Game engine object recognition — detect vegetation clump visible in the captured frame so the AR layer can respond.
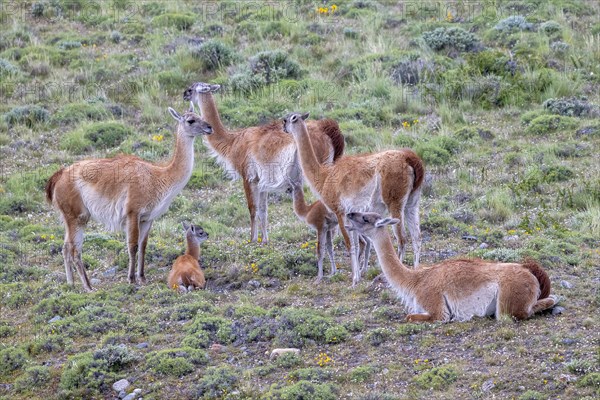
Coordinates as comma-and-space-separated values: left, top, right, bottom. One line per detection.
4, 105, 49, 127
543, 97, 598, 117
413, 365, 458, 390
423, 27, 481, 53
191, 40, 237, 71
494, 16, 534, 32
146, 347, 208, 376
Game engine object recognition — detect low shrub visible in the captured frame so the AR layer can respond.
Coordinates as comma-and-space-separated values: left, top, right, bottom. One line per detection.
249, 50, 303, 84
185, 313, 235, 348
366, 328, 392, 347
540, 21, 562, 35
324, 325, 349, 344
83, 121, 133, 148
525, 115, 578, 135
194, 365, 239, 399
543, 97, 598, 117
494, 16, 534, 32
152, 13, 195, 30
4, 105, 49, 128
413, 365, 458, 390
0, 58, 20, 77
422, 27, 481, 53
0, 346, 27, 376
52, 102, 110, 125
264, 381, 338, 400
146, 347, 208, 376
14, 365, 50, 392
274, 352, 303, 369
191, 40, 237, 71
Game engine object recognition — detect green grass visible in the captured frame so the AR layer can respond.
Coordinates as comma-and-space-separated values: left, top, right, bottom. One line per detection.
0, 1, 599, 399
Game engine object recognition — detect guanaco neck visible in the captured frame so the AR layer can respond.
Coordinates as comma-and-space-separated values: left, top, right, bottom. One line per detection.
197, 92, 233, 149
291, 122, 329, 191
185, 235, 200, 260
371, 229, 416, 289
164, 127, 195, 184
291, 186, 311, 220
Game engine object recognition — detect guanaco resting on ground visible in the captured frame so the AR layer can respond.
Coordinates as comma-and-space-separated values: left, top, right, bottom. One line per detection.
168, 223, 208, 292
184, 82, 344, 244
282, 112, 424, 286
346, 212, 557, 322
45, 105, 212, 291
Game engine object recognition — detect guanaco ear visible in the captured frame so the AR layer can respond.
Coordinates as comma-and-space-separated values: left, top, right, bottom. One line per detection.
301, 112, 310, 120
375, 218, 400, 228
209, 84, 221, 92
189, 101, 195, 113
182, 222, 190, 232
168, 107, 182, 122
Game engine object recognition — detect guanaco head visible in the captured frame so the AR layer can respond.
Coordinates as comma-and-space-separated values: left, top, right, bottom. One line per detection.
183, 82, 221, 103
168, 105, 213, 137
282, 112, 310, 134
182, 222, 209, 244
346, 212, 399, 237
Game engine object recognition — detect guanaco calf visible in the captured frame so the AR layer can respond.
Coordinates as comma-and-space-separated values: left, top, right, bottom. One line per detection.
168, 223, 208, 292
283, 112, 424, 286
289, 179, 338, 282
346, 212, 557, 322
45, 105, 212, 291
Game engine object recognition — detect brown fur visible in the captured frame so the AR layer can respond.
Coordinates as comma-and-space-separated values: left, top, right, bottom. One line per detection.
46, 108, 212, 291
319, 119, 345, 162
521, 258, 551, 299
347, 212, 557, 322
283, 113, 423, 285
168, 224, 207, 292
290, 182, 338, 281
186, 83, 343, 243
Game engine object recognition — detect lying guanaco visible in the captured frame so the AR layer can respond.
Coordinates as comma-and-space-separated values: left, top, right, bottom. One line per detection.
168, 223, 208, 292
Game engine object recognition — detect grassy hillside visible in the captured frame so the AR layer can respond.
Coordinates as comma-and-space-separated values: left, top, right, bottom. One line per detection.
0, 0, 599, 399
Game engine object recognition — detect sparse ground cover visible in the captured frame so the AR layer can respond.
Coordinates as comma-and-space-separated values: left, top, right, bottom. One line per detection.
0, 0, 598, 399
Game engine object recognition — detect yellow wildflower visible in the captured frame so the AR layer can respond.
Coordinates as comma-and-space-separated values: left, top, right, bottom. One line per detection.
331, 4, 338, 12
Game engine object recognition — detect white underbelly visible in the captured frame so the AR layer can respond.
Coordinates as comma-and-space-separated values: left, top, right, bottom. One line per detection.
447, 284, 498, 321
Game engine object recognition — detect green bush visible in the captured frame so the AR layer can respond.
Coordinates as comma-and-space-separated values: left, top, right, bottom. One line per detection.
274, 352, 303, 369
494, 16, 534, 32
324, 325, 349, 344
32, 293, 91, 323
577, 372, 600, 388
422, 27, 480, 53
414, 142, 452, 166
191, 40, 237, 71
194, 365, 239, 399
413, 365, 458, 390
4, 105, 49, 128
83, 121, 133, 148
525, 115, 579, 135
540, 21, 562, 35
93, 344, 139, 369
52, 102, 110, 125
287, 367, 333, 382
366, 328, 392, 347
543, 97, 597, 117
0, 347, 27, 376
185, 313, 235, 348
60, 351, 114, 392
265, 381, 338, 400
249, 50, 302, 84
146, 347, 208, 376
152, 13, 195, 30
14, 365, 50, 392
230, 70, 266, 93
543, 165, 574, 182
0, 58, 19, 77
518, 390, 545, 400
348, 365, 376, 383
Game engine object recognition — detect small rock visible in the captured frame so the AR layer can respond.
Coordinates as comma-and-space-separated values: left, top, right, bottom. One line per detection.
119, 390, 127, 399
482, 379, 495, 392
479, 242, 489, 249
247, 280, 261, 289
90, 278, 101, 286
48, 315, 62, 323
382, 368, 389, 375
562, 338, 576, 345
136, 342, 149, 349
103, 267, 118, 277
505, 235, 519, 241
560, 280, 573, 289
462, 234, 477, 241
269, 348, 300, 360
123, 394, 136, 400
552, 306, 565, 315
112, 378, 130, 392
133, 388, 142, 395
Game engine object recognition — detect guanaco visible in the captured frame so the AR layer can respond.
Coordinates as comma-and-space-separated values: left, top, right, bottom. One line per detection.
183, 82, 344, 244
168, 223, 208, 292
283, 112, 424, 286
45, 105, 212, 291
346, 212, 557, 322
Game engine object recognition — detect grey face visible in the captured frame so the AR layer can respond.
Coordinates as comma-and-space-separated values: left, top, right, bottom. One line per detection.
183, 82, 221, 101
188, 224, 209, 242
282, 112, 309, 134
181, 112, 213, 136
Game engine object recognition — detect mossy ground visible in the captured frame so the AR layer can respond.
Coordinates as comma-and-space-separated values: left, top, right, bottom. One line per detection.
0, 1, 599, 399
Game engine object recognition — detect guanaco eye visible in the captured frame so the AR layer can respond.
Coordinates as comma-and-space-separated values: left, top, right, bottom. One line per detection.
187, 119, 195, 125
